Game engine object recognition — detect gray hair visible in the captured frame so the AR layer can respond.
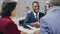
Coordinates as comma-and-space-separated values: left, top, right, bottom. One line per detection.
50, 0, 60, 6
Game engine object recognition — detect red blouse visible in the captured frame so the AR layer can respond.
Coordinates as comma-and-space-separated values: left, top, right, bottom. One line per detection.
0, 16, 21, 34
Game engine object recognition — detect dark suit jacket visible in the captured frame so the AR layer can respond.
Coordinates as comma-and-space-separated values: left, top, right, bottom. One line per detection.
0, 16, 21, 34
23, 12, 45, 28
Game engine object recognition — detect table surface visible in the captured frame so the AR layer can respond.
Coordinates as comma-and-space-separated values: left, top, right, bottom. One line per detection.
18, 26, 40, 34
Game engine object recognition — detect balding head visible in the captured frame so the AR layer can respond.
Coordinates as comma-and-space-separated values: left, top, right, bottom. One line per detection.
50, 0, 60, 6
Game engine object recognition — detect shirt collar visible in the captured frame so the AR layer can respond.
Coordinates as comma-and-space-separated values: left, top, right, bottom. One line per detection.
33, 11, 39, 16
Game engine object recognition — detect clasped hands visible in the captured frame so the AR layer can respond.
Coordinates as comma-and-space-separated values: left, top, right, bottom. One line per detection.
30, 22, 40, 28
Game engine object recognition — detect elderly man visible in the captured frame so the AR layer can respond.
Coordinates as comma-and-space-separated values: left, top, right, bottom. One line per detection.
40, 0, 60, 34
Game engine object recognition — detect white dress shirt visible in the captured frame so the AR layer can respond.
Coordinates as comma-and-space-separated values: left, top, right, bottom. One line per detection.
33, 11, 39, 22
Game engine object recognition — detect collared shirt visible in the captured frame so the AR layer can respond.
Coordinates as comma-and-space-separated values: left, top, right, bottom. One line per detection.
33, 11, 39, 22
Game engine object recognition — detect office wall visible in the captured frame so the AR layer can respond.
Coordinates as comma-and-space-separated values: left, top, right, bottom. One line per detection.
0, 0, 2, 14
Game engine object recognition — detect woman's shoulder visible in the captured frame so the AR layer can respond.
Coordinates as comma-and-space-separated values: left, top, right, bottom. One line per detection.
0, 17, 13, 26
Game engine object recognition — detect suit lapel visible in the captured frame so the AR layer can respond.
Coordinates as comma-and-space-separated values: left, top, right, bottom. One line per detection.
31, 12, 36, 20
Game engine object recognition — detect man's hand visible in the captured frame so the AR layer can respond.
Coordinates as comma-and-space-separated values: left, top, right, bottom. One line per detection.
34, 22, 40, 28
30, 22, 40, 28
34, 30, 40, 34
21, 31, 28, 34
30, 23, 35, 27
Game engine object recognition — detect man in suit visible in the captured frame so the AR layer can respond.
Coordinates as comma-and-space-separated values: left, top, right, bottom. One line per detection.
40, 0, 60, 34
23, 1, 44, 29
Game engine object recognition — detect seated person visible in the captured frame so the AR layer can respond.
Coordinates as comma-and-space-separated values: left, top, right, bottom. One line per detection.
23, 1, 45, 29
0, 0, 27, 34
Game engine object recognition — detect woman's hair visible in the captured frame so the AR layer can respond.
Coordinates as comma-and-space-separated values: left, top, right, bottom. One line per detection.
1, 2, 17, 17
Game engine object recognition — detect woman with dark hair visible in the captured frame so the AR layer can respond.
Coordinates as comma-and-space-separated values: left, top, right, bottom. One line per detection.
0, 0, 27, 34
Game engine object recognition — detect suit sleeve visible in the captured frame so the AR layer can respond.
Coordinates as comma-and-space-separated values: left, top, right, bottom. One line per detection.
23, 13, 31, 28
5, 22, 21, 34
40, 18, 53, 34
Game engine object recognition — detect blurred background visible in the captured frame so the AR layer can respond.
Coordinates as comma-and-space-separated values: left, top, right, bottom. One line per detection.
0, 0, 49, 17
0, 0, 50, 34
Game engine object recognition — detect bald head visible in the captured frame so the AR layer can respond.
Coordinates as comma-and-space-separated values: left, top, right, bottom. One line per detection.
50, 0, 60, 6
